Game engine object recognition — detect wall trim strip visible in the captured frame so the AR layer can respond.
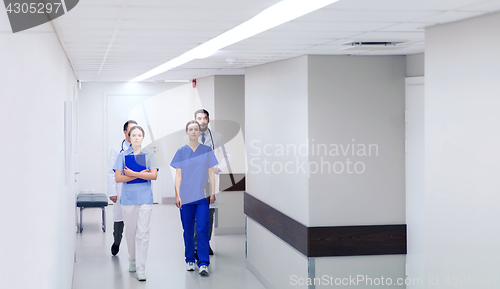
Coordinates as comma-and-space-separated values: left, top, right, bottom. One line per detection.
244, 193, 406, 257
220, 173, 245, 191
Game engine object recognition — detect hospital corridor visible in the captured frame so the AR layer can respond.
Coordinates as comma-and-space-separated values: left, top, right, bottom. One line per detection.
73, 204, 263, 289
2, 0, 500, 289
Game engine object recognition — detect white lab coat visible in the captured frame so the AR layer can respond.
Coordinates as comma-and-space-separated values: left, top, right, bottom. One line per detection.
107, 139, 131, 222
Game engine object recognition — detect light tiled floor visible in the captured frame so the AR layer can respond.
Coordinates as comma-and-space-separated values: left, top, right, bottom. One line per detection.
73, 203, 265, 289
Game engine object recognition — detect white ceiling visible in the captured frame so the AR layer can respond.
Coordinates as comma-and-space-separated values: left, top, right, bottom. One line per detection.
50, 0, 500, 82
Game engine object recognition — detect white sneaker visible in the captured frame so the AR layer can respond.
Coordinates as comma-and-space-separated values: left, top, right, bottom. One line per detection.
186, 262, 195, 271
129, 263, 136, 272
199, 265, 209, 276
137, 273, 146, 281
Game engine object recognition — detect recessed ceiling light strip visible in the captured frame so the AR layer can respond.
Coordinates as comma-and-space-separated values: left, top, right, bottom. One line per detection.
129, 0, 340, 82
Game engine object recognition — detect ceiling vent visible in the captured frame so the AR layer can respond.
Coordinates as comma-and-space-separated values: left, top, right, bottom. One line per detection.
340, 41, 407, 51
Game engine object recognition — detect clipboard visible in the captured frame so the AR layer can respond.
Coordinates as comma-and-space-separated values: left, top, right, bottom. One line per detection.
125, 154, 147, 184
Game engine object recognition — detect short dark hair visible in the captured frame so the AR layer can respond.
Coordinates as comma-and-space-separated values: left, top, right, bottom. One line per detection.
123, 120, 137, 132
128, 125, 145, 137
185, 120, 201, 131
194, 109, 209, 119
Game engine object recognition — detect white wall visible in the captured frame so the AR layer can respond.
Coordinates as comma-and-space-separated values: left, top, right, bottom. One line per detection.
246, 55, 406, 288
77, 82, 186, 198
424, 11, 500, 285
315, 255, 406, 288
245, 56, 310, 288
405, 76, 425, 288
406, 54, 424, 77
215, 75, 246, 174
247, 219, 309, 289
306, 55, 406, 287
213, 75, 246, 234
215, 75, 245, 135
0, 18, 77, 289
245, 56, 310, 226
194, 76, 215, 116
308, 55, 406, 226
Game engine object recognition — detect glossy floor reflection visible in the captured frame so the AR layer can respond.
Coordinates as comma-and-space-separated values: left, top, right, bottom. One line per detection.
74, 203, 264, 289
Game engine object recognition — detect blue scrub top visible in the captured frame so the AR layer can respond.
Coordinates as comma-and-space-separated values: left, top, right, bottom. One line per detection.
170, 144, 218, 204
113, 147, 158, 205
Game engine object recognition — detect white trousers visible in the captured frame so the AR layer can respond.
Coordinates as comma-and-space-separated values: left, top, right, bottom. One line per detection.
122, 203, 153, 274
113, 202, 123, 222
112, 183, 123, 222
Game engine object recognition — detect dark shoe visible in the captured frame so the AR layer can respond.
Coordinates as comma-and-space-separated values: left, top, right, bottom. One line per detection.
209, 246, 214, 255
111, 244, 119, 256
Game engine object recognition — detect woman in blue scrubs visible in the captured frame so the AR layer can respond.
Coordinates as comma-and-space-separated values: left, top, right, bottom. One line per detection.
170, 120, 218, 276
114, 125, 158, 282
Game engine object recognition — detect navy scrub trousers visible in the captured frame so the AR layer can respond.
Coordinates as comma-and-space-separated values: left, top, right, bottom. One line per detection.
180, 199, 210, 267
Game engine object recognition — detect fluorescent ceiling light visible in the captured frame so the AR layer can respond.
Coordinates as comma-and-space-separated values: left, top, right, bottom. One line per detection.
164, 80, 191, 83
129, 0, 340, 82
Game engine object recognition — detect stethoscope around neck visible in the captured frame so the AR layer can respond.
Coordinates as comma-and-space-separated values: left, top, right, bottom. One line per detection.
120, 139, 128, 153
203, 128, 215, 150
